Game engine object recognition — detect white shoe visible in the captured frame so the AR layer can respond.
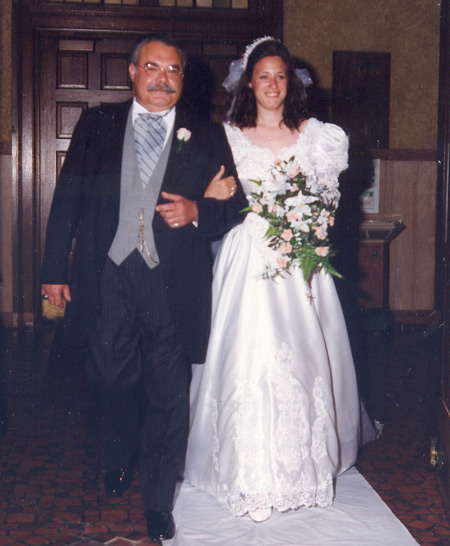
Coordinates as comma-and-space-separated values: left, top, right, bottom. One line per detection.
248, 508, 272, 522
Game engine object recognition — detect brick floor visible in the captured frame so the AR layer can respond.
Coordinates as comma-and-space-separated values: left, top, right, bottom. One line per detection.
355, 325, 450, 546
0, 323, 449, 545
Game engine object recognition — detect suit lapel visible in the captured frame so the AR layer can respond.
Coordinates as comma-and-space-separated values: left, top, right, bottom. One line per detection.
107, 100, 133, 206
161, 106, 194, 195
91, 99, 132, 235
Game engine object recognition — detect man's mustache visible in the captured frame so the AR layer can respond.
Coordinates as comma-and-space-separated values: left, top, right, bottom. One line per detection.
146, 84, 176, 94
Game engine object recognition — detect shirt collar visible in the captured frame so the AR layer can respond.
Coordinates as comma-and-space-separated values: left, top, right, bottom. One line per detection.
131, 99, 176, 147
132, 98, 175, 124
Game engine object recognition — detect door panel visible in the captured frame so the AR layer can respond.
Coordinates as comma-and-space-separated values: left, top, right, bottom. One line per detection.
38, 34, 241, 277
39, 35, 135, 264
13, 0, 284, 322
437, 0, 450, 512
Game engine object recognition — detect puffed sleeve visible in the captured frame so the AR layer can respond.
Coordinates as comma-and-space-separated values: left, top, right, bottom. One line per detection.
314, 122, 349, 183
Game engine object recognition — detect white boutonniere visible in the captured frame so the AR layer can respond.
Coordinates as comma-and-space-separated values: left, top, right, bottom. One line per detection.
176, 128, 192, 152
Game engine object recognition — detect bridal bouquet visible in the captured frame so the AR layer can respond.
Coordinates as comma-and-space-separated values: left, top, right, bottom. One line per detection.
244, 157, 342, 283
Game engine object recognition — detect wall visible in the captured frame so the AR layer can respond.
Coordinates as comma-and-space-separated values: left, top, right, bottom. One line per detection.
368, 156, 437, 312
0, 1, 443, 319
0, 0, 12, 318
0, 0, 11, 143
285, 0, 441, 313
0, 155, 13, 318
284, 0, 440, 149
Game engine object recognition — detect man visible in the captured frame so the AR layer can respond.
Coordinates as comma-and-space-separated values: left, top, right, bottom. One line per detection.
41, 33, 246, 544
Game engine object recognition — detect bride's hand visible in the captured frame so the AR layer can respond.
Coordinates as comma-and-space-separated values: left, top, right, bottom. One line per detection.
204, 166, 237, 200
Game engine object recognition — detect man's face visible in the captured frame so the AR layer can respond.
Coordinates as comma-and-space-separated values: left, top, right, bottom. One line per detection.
129, 41, 184, 112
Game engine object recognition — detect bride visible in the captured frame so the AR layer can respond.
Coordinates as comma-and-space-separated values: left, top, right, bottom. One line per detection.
184, 37, 376, 523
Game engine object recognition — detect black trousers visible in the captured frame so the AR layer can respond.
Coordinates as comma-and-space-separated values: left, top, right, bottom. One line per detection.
86, 250, 189, 511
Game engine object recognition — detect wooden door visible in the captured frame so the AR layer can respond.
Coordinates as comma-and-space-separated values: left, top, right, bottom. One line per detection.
13, 1, 283, 324
332, 51, 390, 150
436, 0, 450, 513
39, 36, 135, 261
37, 34, 243, 285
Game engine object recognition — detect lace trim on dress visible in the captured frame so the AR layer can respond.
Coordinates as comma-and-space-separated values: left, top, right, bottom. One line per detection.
271, 342, 307, 472
223, 120, 348, 205
214, 472, 334, 516
210, 342, 334, 516
233, 380, 264, 468
211, 399, 220, 471
311, 377, 329, 463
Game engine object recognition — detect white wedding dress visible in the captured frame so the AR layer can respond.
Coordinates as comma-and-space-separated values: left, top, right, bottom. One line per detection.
184, 118, 376, 517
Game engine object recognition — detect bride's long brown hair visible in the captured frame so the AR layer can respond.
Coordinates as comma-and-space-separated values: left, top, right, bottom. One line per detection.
226, 40, 310, 130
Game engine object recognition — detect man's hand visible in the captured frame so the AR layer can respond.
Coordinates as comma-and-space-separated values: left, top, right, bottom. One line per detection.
156, 192, 199, 228
41, 284, 71, 308
204, 166, 237, 201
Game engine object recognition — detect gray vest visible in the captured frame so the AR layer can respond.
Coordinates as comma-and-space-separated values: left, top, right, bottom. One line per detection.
108, 109, 173, 269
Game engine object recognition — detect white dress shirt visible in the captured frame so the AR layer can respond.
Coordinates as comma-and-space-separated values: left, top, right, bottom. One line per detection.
131, 98, 175, 149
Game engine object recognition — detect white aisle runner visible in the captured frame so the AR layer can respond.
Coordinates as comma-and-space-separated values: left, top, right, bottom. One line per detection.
166, 468, 418, 546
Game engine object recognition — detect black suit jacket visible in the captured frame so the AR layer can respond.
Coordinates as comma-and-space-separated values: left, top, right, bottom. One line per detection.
41, 100, 247, 363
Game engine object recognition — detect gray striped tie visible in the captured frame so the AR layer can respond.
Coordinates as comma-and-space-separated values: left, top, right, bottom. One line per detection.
134, 113, 167, 189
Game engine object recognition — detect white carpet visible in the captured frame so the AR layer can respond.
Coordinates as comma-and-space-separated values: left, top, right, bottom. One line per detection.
166, 468, 418, 546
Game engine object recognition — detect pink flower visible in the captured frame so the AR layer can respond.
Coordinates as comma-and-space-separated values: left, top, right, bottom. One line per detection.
313, 225, 327, 240
315, 246, 329, 257
291, 183, 299, 192
277, 242, 292, 254
281, 229, 294, 242
252, 202, 263, 213
289, 164, 301, 178
329, 217, 335, 226
287, 210, 298, 223
273, 203, 279, 213
277, 256, 288, 268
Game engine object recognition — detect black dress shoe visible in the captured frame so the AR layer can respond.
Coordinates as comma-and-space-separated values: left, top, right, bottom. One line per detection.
145, 510, 175, 542
104, 464, 133, 497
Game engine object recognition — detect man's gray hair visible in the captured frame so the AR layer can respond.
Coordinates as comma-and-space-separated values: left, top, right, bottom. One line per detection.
129, 32, 187, 69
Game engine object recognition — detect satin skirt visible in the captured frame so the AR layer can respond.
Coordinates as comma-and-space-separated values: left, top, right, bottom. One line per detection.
184, 218, 375, 516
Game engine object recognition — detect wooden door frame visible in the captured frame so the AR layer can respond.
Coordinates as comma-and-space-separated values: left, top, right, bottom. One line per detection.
436, 0, 450, 513
12, 0, 283, 326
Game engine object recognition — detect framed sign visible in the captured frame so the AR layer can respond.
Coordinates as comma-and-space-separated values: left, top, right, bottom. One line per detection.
362, 159, 380, 213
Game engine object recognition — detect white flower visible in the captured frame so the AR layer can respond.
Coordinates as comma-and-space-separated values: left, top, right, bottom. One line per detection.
298, 222, 311, 233
273, 203, 286, 218
247, 157, 341, 283
285, 192, 317, 209
316, 209, 331, 226
177, 128, 191, 142
259, 194, 276, 210
264, 172, 290, 195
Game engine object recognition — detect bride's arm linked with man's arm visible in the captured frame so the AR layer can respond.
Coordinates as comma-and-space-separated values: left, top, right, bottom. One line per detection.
204, 165, 237, 200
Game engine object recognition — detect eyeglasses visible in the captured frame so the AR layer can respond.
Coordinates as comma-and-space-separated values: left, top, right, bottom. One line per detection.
137, 62, 183, 79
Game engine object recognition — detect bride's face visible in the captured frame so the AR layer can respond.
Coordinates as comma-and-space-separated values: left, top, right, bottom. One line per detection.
248, 56, 288, 113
